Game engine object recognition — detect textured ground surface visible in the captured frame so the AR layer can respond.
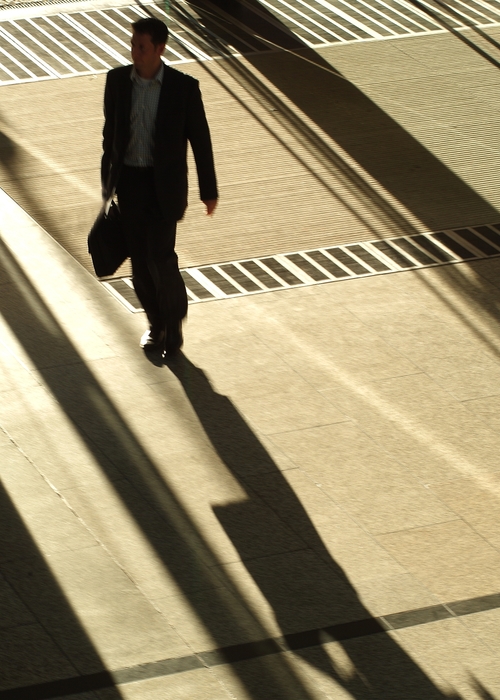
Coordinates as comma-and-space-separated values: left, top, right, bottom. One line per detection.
1, 27, 500, 275
3, 12, 500, 700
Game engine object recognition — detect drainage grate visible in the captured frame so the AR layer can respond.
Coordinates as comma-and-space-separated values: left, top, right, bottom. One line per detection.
101, 223, 500, 312
256, 0, 500, 47
3, 0, 500, 85
0, 2, 219, 84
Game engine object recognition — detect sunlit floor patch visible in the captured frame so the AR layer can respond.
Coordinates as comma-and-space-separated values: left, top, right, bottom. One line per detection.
102, 223, 500, 313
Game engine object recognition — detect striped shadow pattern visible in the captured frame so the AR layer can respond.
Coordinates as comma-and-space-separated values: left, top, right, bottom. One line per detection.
0, 2, 218, 85
3, 0, 500, 85
251, 0, 500, 47
102, 223, 500, 313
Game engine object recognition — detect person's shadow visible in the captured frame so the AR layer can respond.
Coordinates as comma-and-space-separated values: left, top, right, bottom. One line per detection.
166, 353, 468, 699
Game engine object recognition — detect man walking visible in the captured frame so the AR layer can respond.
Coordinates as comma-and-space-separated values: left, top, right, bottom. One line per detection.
101, 17, 218, 355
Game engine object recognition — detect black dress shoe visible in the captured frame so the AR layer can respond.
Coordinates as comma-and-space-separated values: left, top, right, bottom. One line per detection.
140, 327, 166, 352
164, 322, 183, 356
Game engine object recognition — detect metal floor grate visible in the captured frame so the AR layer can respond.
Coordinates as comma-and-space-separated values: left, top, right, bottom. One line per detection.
0, 2, 218, 84
102, 223, 500, 312
2, 0, 500, 85
255, 0, 500, 46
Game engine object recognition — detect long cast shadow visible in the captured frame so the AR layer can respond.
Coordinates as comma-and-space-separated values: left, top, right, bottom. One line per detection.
0, 476, 122, 699
0, 210, 471, 698
0, 234, 347, 699
170, 0, 500, 358
181, 0, 500, 233
0, 7, 497, 695
167, 353, 468, 699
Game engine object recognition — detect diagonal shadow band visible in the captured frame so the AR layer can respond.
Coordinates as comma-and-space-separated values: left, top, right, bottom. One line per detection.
406, 0, 500, 69
0, 480, 120, 699
0, 220, 465, 698
0, 235, 333, 699
181, 0, 500, 233
166, 354, 464, 699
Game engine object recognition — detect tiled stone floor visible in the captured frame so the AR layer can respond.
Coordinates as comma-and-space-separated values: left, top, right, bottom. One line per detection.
3, 180, 500, 699
2, 9, 500, 696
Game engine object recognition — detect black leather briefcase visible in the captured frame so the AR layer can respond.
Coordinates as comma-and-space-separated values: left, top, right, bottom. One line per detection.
88, 200, 128, 278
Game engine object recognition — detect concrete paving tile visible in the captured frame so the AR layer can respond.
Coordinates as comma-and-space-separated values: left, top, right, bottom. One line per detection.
210, 650, 335, 700
0, 573, 35, 629
0, 280, 106, 372
210, 549, 372, 638
149, 366, 299, 476
0, 444, 98, 560
63, 459, 304, 585
0, 326, 40, 391
179, 429, 299, 475
429, 474, 500, 547
451, 659, 500, 700
182, 300, 247, 337
0, 386, 122, 489
377, 520, 500, 600
0, 623, 77, 691
75, 356, 184, 410
154, 586, 272, 652
100, 668, 232, 700
0, 427, 12, 447
390, 617, 496, 698
269, 422, 457, 534
462, 393, 500, 433
187, 335, 307, 399
320, 378, 500, 483
208, 496, 311, 565
242, 469, 406, 585
255, 434, 299, 472
458, 608, 500, 654
57, 319, 118, 364
345, 302, 470, 341
234, 379, 349, 434
276, 645, 363, 700
3, 547, 190, 674
240, 288, 366, 333
295, 633, 453, 699
321, 371, 458, 423
411, 351, 500, 402
4, 26, 500, 699
242, 298, 421, 385
60, 476, 224, 599
93, 690, 122, 700
355, 315, 482, 365
355, 573, 441, 618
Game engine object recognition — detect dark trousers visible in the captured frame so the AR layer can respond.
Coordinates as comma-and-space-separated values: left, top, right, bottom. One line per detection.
116, 166, 188, 332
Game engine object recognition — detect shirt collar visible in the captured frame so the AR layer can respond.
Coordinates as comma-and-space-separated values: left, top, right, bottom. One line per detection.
130, 61, 164, 85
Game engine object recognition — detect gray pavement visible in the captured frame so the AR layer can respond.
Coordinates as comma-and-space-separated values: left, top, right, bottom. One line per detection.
3, 12, 500, 700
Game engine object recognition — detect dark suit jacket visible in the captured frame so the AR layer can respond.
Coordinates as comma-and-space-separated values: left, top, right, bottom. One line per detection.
101, 63, 218, 221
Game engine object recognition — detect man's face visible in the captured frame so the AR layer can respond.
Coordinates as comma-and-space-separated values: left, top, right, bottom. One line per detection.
130, 31, 164, 76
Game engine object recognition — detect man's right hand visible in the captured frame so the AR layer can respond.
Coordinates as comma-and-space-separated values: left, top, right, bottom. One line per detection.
203, 199, 218, 216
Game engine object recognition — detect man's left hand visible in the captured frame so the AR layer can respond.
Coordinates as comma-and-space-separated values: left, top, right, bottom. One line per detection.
203, 199, 218, 216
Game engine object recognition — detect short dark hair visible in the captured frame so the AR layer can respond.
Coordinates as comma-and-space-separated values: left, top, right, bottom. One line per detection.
132, 17, 169, 45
